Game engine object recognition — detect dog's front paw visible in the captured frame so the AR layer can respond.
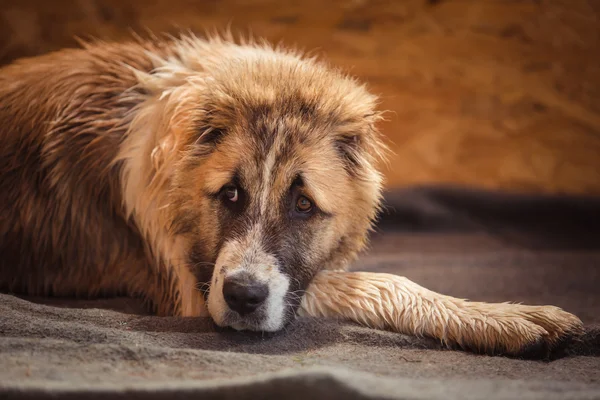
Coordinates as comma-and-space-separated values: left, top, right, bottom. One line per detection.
512, 305, 584, 358
459, 303, 584, 359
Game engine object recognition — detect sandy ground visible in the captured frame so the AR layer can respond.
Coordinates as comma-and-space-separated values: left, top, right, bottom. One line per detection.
1, 187, 600, 399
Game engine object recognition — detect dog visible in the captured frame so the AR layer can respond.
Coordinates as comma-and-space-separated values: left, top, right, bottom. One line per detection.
0, 33, 583, 358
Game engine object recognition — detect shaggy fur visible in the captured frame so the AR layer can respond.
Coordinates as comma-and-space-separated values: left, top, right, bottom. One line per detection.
301, 272, 583, 357
0, 33, 583, 358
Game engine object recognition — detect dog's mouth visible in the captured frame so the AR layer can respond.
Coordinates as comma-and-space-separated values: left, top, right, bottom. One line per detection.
210, 296, 296, 332
222, 311, 272, 331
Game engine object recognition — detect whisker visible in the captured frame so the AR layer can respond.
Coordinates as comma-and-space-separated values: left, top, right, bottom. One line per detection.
195, 281, 212, 293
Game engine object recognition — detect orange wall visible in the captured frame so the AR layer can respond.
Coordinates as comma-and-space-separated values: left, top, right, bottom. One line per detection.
2, 0, 599, 194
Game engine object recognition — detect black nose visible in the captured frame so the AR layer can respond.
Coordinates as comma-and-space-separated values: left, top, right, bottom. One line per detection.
222, 276, 269, 316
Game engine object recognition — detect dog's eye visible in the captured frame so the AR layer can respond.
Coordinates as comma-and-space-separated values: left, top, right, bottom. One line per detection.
224, 186, 238, 202
296, 196, 313, 213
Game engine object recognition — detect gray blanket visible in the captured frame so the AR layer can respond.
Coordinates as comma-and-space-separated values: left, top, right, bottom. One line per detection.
1, 186, 600, 399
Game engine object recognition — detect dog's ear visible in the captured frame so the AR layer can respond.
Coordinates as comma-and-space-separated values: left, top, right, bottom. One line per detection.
151, 117, 230, 171
335, 133, 363, 172
335, 113, 389, 177
196, 126, 226, 146
149, 84, 230, 171
193, 95, 236, 147
193, 120, 228, 149
185, 97, 236, 158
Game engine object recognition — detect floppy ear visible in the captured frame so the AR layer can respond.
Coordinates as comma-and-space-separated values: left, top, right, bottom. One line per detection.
150, 114, 230, 172
335, 133, 364, 173
183, 94, 238, 159
335, 114, 389, 178
148, 84, 229, 171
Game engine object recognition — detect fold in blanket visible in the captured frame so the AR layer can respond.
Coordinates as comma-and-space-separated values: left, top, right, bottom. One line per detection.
1, 185, 599, 399
380, 185, 600, 250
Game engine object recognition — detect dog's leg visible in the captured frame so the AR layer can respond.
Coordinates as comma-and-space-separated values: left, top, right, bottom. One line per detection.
117, 255, 208, 318
142, 262, 209, 318
169, 263, 210, 318
299, 271, 583, 357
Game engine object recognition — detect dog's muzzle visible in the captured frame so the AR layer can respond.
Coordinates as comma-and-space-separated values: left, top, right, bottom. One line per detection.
207, 236, 291, 331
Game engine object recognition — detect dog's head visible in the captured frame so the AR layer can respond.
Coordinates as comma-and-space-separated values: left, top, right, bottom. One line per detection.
124, 36, 387, 331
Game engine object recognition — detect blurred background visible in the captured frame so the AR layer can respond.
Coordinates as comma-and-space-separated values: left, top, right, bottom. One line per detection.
1, 0, 599, 195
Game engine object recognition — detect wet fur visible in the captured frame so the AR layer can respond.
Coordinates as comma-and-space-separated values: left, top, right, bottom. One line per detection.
0, 33, 583, 358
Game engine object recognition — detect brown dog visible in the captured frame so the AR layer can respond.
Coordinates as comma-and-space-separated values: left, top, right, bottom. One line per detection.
0, 33, 582, 357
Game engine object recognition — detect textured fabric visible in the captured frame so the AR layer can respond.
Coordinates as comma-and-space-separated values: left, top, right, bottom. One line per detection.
1, 186, 599, 399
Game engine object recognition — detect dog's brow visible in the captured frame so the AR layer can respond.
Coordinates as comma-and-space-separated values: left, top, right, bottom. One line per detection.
202, 168, 240, 195
297, 176, 336, 216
